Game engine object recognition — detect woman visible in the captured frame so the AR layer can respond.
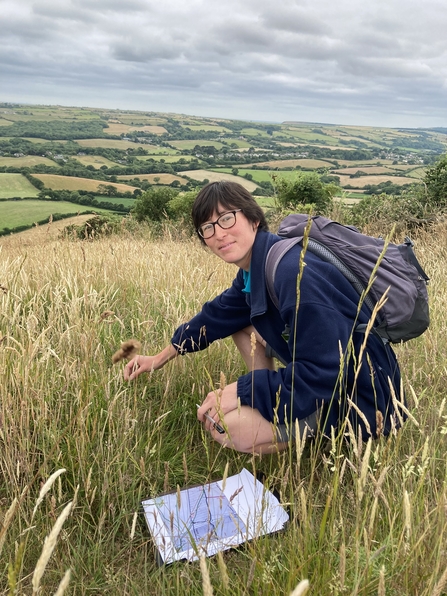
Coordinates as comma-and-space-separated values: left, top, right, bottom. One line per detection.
124, 181, 402, 454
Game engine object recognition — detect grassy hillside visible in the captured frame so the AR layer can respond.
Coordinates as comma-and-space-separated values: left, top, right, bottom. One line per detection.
0, 173, 40, 198
32, 174, 137, 193
0, 199, 111, 231
0, 220, 446, 594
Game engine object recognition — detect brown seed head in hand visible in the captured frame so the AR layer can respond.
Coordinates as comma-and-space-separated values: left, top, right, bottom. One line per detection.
112, 339, 142, 364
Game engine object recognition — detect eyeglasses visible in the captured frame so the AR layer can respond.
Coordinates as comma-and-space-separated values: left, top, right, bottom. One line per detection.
197, 210, 242, 239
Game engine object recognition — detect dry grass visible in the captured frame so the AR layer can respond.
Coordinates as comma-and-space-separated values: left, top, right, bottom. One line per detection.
117, 173, 187, 185
1, 220, 447, 594
336, 174, 417, 188
33, 174, 137, 193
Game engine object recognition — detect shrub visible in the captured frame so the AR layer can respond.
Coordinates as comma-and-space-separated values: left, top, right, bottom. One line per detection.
61, 215, 124, 240
168, 190, 196, 220
424, 153, 447, 209
272, 172, 335, 215
348, 191, 433, 236
131, 187, 178, 222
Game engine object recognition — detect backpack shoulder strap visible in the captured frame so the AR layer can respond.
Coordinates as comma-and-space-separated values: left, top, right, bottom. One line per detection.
265, 235, 378, 320
265, 237, 302, 309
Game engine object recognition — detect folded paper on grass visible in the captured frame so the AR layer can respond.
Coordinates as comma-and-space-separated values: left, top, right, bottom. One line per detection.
142, 468, 289, 564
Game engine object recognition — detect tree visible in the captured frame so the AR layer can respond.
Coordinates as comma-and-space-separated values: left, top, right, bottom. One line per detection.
131, 187, 178, 222
167, 191, 197, 231
273, 172, 335, 214
424, 153, 447, 209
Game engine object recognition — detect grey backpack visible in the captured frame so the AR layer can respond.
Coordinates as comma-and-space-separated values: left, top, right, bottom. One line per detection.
265, 214, 430, 343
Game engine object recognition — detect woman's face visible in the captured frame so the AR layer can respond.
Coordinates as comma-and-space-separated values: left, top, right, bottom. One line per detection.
202, 204, 258, 271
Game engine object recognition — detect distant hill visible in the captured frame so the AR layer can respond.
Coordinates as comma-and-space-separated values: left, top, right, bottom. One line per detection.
0, 102, 445, 235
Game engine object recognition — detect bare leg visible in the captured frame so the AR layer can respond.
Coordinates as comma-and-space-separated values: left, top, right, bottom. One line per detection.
232, 326, 276, 371
210, 406, 289, 454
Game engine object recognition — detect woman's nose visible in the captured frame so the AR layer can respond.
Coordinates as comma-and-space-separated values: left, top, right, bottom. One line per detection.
214, 224, 227, 238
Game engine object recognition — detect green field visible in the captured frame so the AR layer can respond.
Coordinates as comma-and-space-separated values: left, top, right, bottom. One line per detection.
0, 173, 40, 198
94, 196, 136, 207
226, 138, 253, 148
74, 155, 120, 169
74, 139, 160, 150
0, 155, 59, 168
0, 200, 110, 230
212, 168, 299, 183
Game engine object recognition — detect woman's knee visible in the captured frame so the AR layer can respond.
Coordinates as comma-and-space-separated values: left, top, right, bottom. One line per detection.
213, 407, 278, 452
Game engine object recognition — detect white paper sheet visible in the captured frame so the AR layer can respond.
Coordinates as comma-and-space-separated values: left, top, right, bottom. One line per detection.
141, 468, 289, 564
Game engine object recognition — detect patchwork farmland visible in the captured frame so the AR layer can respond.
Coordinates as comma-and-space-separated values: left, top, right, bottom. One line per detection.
0, 102, 445, 235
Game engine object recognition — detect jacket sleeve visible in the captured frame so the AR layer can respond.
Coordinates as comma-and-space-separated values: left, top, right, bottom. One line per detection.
171, 269, 252, 353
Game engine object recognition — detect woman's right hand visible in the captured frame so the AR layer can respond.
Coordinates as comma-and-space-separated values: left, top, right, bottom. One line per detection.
123, 355, 158, 381
123, 344, 179, 381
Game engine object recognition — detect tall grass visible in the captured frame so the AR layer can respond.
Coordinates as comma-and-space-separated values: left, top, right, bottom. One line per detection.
1, 221, 447, 595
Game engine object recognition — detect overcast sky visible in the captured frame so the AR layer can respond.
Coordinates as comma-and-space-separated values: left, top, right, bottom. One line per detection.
1, 0, 447, 128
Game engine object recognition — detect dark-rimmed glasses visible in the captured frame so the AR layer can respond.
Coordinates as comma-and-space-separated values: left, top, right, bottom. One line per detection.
197, 210, 242, 239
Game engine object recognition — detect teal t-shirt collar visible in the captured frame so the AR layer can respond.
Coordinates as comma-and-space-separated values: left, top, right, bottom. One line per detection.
242, 268, 251, 293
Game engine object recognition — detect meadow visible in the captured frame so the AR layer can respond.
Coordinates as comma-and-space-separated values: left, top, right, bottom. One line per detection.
32, 174, 137, 194
0, 174, 40, 199
0, 156, 58, 168
73, 155, 120, 169
1, 218, 447, 595
212, 169, 305, 184
0, 200, 111, 231
117, 173, 187, 185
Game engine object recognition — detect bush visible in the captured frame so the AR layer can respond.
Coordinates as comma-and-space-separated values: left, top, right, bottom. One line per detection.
348, 191, 433, 236
131, 187, 178, 222
424, 153, 447, 209
272, 172, 335, 215
167, 191, 197, 222
61, 215, 124, 240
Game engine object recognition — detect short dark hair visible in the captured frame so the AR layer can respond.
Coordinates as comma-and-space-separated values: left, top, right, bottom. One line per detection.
192, 181, 269, 244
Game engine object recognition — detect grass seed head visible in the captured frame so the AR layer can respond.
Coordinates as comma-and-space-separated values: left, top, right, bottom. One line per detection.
111, 339, 141, 363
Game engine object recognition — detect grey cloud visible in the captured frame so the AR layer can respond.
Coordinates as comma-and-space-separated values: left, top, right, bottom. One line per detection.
208, 20, 273, 51
112, 41, 182, 62
32, 0, 90, 22
0, 0, 446, 127
74, 0, 148, 12
261, 7, 330, 35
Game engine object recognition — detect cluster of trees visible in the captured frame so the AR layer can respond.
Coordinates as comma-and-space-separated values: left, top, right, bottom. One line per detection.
37, 189, 132, 212
361, 181, 416, 196
0, 119, 111, 140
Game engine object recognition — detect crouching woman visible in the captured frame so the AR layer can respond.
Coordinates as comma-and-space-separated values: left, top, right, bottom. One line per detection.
124, 181, 403, 454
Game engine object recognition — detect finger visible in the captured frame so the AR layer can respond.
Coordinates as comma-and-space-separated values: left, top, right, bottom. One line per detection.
129, 366, 142, 381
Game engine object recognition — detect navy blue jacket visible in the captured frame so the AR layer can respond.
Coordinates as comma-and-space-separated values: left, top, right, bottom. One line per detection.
171, 230, 403, 439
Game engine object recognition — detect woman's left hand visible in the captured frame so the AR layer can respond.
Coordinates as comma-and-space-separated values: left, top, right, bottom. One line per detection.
197, 382, 239, 432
